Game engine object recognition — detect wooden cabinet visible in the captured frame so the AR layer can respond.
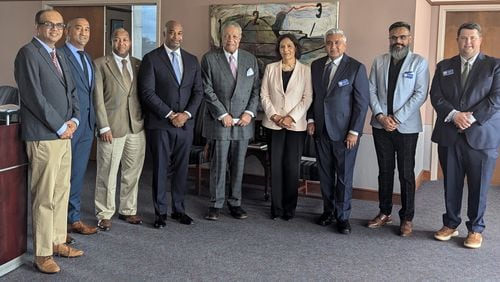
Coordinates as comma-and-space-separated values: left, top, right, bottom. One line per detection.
0, 123, 27, 276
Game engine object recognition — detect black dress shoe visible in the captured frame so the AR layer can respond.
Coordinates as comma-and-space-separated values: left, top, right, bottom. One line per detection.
228, 204, 248, 219
281, 214, 294, 221
337, 220, 351, 234
154, 214, 167, 229
316, 212, 334, 226
205, 207, 220, 221
171, 212, 194, 225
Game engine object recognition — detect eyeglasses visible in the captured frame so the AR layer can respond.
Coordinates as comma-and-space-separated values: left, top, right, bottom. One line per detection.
389, 35, 410, 41
38, 21, 66, 30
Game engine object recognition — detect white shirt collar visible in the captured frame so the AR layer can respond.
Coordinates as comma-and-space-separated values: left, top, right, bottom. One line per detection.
461, 53, 479, 65
224, 49, 238, 62
112, 51, 130, 64
326, 54, 343, 66
164, 44, 181, 57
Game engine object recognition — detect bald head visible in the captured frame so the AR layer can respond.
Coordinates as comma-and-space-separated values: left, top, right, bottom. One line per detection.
164, 20, 183, 50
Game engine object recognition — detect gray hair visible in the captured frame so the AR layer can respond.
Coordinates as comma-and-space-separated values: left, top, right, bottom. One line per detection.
324, 28, 347, 42
222, 21, 242, 37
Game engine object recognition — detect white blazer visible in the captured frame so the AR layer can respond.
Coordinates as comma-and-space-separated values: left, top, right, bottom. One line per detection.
369, 51, 429, 133
260, 60, 312, 131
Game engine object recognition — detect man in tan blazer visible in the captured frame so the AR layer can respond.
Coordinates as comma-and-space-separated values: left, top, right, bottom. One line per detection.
93, 28, 145, 231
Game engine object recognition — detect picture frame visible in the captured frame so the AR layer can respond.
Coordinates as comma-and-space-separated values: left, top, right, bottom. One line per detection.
110, 19, 124, 39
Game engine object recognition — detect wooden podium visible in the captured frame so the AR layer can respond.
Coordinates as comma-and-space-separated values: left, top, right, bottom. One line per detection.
0, 123, 27, 276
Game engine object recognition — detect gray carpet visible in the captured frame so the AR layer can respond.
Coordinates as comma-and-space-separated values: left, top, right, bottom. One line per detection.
2, 160, 500, 281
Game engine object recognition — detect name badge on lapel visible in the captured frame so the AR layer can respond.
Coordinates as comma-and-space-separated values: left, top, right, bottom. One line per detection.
442, 69, 454, 76
338, 79, 349, 87
403, 71, 414, 79
246, 68, 254, 77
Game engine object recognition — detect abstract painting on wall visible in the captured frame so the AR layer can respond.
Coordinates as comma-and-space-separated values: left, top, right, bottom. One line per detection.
209, 2, 339, 73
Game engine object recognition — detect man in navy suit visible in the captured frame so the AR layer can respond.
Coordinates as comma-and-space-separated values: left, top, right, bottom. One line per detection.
307, 28, 370, 234
138, 20, 203, 228
60, 17, 98, 239
14, 9, 83, 274
431, 22, 500, 249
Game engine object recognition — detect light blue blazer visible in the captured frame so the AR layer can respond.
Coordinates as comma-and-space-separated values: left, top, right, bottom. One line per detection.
369, 51, 429, 134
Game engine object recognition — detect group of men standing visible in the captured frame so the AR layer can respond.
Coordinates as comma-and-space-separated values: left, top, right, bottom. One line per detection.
14, 8, 499, 275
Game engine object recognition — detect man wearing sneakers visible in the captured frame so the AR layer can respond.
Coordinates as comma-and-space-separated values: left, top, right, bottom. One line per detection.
430, 22, 500, 248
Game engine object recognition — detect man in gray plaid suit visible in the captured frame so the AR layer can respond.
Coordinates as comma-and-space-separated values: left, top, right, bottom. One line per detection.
201, 21, 260, 220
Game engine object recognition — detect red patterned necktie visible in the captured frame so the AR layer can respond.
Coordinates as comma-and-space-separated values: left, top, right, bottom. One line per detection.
51, 50, 63, 78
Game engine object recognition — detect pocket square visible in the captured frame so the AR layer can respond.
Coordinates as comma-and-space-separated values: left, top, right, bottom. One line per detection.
246, 68, 254, 76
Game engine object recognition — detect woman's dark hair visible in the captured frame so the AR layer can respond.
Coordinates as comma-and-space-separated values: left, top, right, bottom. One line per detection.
275, 33, 302, 60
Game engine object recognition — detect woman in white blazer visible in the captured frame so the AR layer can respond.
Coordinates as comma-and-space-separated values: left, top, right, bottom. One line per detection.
260, 34, 313, 220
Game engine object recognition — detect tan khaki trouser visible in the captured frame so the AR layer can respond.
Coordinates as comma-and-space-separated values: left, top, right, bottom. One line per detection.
95, 130, 145, 220
26, 139, 71, 256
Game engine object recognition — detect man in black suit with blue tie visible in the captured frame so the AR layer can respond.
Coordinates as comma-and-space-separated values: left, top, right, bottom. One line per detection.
138, 20, 203, 228
307, 28, 370, 234
431, 22, 500, 249
59, 17, 98, 239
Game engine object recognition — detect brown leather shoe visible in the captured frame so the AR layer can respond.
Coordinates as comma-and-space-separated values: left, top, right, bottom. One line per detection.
400, 220, 413, 237
53, 244, 84, 258
34, 256, 60, 274
434, 226, 458, 241
118, 214, 143, 224
68, 221, 98, 235
464, 232, 482, 249
367, 213, 392, 228
97, 219, 112, 231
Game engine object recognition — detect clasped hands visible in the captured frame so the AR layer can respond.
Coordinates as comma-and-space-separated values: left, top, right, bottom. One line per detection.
453, 111, 474, 131
169, 112, 189, 128
60, 120, 77, 139
377, 114, 399, 132
271, 114, 294, 129
221, 113, 252, 127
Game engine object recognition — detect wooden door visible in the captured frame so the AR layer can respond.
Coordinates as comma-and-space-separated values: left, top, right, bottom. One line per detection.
53, 6, 105, 60
440, 11, 500, 185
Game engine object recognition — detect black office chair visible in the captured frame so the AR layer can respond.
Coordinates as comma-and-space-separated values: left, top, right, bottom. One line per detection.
189, 101, 209, 195
0, 86, 20, 125
299, 134, 319, 195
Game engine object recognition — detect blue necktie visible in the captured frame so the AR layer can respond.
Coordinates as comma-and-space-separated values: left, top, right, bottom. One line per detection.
171, 52, 182, 84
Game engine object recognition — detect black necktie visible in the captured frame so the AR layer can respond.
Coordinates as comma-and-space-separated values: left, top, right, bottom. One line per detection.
77, 51, 90, 86
323, 61, 333, 89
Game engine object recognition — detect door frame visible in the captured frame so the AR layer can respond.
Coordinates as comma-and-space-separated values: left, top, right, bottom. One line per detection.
431, 4, 500, 180
42, 0, 161, 52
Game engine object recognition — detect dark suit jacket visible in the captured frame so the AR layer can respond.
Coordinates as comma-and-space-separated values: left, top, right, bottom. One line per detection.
59, 44, 95, 131
201, 49, 260, 140
14, 38, 79, 141
307, 54, 370, 141
138, 46, 203, 131
430, 53, 500, 150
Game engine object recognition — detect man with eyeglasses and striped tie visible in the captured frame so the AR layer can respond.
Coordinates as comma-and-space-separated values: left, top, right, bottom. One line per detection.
14, 9, 84, 274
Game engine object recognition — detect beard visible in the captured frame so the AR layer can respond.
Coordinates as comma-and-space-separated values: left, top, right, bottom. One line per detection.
390, 44, 409, 61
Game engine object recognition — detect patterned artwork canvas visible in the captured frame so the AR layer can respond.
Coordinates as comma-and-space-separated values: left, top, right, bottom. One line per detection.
209, 2, 339, 74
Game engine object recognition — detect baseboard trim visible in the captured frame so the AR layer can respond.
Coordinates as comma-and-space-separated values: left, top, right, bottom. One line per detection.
189, 166, 430, 204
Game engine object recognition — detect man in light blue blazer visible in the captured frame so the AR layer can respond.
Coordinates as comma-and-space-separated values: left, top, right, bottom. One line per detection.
431, 23, 500, 249
201, 21, 260, 220
367, 22, 429, 237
